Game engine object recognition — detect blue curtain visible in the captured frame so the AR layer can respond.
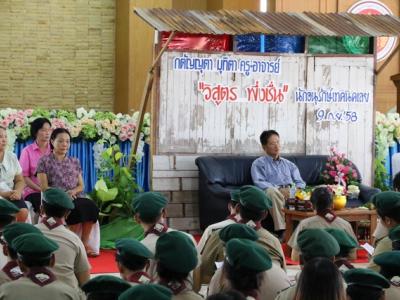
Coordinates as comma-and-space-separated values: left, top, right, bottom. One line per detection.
14, 140, 150, 193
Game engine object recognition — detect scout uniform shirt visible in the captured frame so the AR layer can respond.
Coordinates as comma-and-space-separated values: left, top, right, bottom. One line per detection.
209, 262, 291, 299
367, 236, 392, 272
200, 226, 285, 284
385, 278, 400, 300
0, 267, 80, 300
36, 217, 90, 288
141, 223, 199, 280
197, 217, 237, 253
287, 215, 357, 260
127, 271, 152, 286
0, 261, 22, 286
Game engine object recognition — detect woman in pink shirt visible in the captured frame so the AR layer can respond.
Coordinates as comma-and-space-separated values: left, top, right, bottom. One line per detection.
19, 118, 52, 215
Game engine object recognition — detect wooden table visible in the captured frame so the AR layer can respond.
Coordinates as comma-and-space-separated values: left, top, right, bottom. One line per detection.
283, 208, 377, 244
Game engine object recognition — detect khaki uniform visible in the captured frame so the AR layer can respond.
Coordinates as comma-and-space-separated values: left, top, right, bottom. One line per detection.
200, 226, 285, 284
287, 215, 358, 260
197, 219, 236, 253
209, 263, 291, 299
0, 261, 22, 286
142, 227, 198, 280
274, 284, 296, 300
385, 284, 400, 300
0, 253, 6, 269
367, 236, 393, 272
0, 272, 10, 287
35, 223, 90, 288
0, 276, 80, 300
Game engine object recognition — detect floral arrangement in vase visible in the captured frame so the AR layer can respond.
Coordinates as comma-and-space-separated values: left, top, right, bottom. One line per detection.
322, 147, 359, 188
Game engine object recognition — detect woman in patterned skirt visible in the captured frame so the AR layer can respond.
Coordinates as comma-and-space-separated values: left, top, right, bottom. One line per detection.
37, 128, 99, 256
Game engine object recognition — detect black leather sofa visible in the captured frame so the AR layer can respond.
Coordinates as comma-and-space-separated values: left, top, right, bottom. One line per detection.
195, 155, 380, 231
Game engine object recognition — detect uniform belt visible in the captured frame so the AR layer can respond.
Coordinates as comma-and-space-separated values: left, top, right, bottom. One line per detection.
279, 184, 291, 188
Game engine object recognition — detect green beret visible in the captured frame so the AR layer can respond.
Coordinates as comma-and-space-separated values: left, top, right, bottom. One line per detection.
2, 223, 42, 247
373, 251, 400, 273
230, 189, 240, 202
219, 223, 259, 243
12, 233, 59, 258
42, 188, 74, 210
238, 185, 272, 211
324, 228, 358, 255
132, 192, 168, 220
389, 225, 400, 242
297, 228, 340, 258
344, 268, 390, 289
155, 231, 197, 273
119, 284, 172, 300
116, 238, 153, 263
372, 191, 400, 215
81, 275, 131, 297
0, 199, 19, 216
225, 238, 272, 272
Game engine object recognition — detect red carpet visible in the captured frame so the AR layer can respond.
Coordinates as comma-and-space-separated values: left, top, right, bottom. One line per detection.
88, 236, 370, 273
89, 250, 118, 274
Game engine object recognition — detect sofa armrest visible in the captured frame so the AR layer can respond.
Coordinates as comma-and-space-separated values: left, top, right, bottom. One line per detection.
359, 183, 381, 204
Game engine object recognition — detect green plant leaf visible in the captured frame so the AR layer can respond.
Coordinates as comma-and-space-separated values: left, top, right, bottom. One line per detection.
96, 187, 119, 202
94, 178, 108, 191
115, 152, 123, 161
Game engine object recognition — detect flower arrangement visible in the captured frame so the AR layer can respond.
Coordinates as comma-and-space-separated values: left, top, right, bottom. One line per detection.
322, 147, 359, 187
375, 111, 400, 191
0, 107, 151, 150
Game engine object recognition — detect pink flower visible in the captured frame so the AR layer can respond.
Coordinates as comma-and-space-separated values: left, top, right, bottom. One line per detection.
25, 109, 33, 116
119, 133, 128, 141
342, 166, 350, 175
329, 171, 337, 177
15, 118, 24, 127
0, 120, 9, 128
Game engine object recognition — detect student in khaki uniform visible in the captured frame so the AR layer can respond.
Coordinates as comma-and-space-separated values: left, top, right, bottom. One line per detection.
325, 228, 358, 272
0, 199, 19, 268
81, 275, 131, 300
200, 185, 285, 285
0, 223, 42, 285
288, 187, 357, 261
208, 223, 290, 299
344, 268, 390, 300
115, 238, 153, 285
35, 188, 90, 289
132, 192, 198, 279
293, 257, 346, 300
119, 283, 173, 300
368, 191, 400, 272
197, 190, 240, 254
389, 225, 400, 250
0, 232, 80, 300
275, 228, 340, 300
215, 238, 272, 299
155, 231, 203, 300
373, 251, 400, 300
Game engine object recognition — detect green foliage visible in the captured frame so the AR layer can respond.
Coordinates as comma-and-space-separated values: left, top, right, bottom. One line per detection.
56, 110, 77, 122
92, 145, 139, 223
31, 108, 51, 119
81, 124, 98, 140
94, 111, 116, 121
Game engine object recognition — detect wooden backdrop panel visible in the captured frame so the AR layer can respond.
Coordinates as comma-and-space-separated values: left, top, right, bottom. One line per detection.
305, 56, 374, 184
159, 51, 307, 155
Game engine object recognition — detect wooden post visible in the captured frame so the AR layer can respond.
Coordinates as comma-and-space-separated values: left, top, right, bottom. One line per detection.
391, 73, 400, 114
128, 31, 177, 169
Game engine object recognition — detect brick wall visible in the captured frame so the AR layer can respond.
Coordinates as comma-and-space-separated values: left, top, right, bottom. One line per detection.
153, 155, 201, 233
0, 0, 115, 111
